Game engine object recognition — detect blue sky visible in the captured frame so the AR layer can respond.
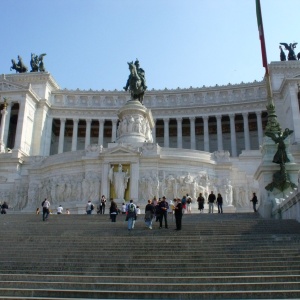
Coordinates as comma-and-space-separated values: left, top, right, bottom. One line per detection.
0, 0, 299, 91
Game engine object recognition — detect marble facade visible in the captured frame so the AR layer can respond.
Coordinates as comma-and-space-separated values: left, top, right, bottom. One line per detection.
0, 61, 300, 214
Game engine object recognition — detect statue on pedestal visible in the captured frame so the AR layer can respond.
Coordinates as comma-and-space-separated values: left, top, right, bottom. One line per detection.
109, 164, 130, 200
279, 43, 297, 61
123, 59, 147, 104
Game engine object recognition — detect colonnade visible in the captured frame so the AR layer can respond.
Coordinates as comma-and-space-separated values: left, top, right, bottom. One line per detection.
50, 110, 265, 157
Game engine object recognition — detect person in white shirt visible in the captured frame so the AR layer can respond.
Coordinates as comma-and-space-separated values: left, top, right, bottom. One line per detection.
57, 205, 63, 214
42, 198, 50, 221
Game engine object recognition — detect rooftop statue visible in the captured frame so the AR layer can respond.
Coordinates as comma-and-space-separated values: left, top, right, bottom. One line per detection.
265, 128, 293, 165
10, 55, 28, 73
123, 59, 147, 104
30, 53, 47, 72
279, 42, 297, 60
279, 46, 286, 61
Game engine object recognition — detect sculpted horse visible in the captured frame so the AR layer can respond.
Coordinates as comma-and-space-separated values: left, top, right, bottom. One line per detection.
123, 61, 145, 104
280, 42, 297, 61
10, 56, 28, 73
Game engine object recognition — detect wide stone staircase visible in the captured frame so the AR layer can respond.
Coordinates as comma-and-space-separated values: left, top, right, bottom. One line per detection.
0, 212, 299, 299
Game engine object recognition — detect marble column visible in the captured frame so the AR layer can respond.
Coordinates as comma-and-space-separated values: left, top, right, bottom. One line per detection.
190, 117, 196, 150
14, 101, 26, 150
72, 118, 79, 151
216, 115, 223, 151
111, 119, 117, 142
44, 116, 53, 156
152, 119, 156, 143
164, 118, 169, 148
58, 118, 66, 154
242, 112, 250, 150
0, 106, 8, 152
3, 102, 11, 147
229, 114, 237, 157
203, 116, 209, 152
85, 119, 91, 149
98, 119, 105, 146
256, 111, 263, 146
177, 117, 183, 148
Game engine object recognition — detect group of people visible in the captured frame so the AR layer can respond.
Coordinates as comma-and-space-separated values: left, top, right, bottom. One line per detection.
197, 191, 259, 213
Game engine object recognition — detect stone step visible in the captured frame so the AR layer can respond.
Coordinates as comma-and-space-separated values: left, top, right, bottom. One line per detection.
1, 273, 300, 284
0, 287, 299, 299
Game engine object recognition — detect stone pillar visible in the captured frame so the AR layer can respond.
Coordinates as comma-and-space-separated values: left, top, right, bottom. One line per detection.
0, 106, 8, 152
152, 119, 156, 143
14, 101, 26, 150
164, 118, 169, 148
242, 112, 250, 150
98, 119, 105, 146
72, 118, 79, 151
203, 116, 209, 152
3, 103, 11, 147
111, 119, 117, 142
190, 117, 196, 150
44, 116, 53, 156
229, 114, 237, 157
256, 111, 263, 146
85, 119, 91, 149
58, 118, 66, 154
177, 117, 183, 148
216, 115, 223, 151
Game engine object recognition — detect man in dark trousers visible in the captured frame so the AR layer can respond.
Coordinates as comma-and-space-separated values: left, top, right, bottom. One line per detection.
158, 196, 169, 229
174, 198, 183, 231
250, 193, 258, 212
208, 191, 216, 213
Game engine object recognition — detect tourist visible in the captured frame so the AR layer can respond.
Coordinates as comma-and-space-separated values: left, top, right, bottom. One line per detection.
250, 193, 258, 212
136, 205, 141, 215
155, 199, 161, 222
181, 195, 187, 214
158, 196, 169, 229
208, 191, 216, 213
126, 199, 136, 230
144, 199, 155, 229
42, 198, 50, 221
121, 202, 126, 214
86, 200, 94, 215
109, 199, 118, 222
66, 209, 70, 214
100, 195, 106, 214
1, 201, 8, 214
57, 205, 63, 214
174, 198, 183, 230
197, 193, 205, 213
186, 194, 192, 213
217, 193, 223, 213
36, 208, 40, 215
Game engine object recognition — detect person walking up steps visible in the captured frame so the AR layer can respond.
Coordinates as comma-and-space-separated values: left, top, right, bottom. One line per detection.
208, 191, 216, 213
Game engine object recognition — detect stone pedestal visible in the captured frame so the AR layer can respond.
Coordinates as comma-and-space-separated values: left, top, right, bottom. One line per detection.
116, 100, 154, 143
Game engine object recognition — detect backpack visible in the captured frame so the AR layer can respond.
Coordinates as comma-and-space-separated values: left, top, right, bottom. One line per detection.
129, 203, 135, 213
41, 200, 45, 207
90, 204, 94, 210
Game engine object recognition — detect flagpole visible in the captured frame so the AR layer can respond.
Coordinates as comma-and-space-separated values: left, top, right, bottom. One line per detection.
255, 0, 281, 134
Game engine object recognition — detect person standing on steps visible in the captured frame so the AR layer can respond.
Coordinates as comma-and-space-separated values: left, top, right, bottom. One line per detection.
250, 193, 258, 212
100, 195, 106, 214
208, 191, 216, 213
158, 196, 169, 229
197, 193, 205, 213
217, 193, 223, 213
1, 201, 8, 214
126, 199, 137, 230
174, 198, 183, 231
86, 200, 94, 215
144, 199, 155, 229
110, 199, 118, 222
42, 198, 50, 221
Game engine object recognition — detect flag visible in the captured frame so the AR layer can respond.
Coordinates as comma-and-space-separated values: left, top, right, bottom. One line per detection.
256, 0, 268, 74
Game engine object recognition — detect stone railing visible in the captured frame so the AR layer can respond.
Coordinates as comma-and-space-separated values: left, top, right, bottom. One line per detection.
272, 189, 300, 222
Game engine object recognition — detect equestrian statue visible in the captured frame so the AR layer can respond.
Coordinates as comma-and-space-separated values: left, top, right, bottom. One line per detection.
10, 55, 28, 73
123, 59, 147, 104
279, 42, 297, 60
